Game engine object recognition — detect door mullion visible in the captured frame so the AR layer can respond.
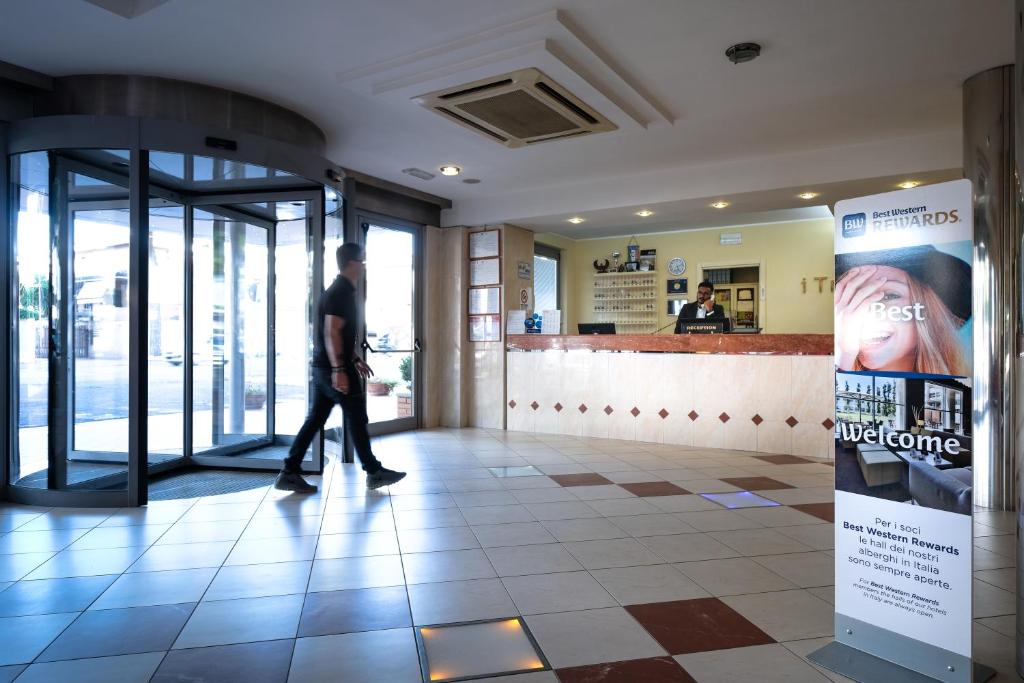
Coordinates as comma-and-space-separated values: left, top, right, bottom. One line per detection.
48, 155, 69, 490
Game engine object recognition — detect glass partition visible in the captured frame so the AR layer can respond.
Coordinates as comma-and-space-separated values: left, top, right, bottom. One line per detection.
12, 152, 50, 487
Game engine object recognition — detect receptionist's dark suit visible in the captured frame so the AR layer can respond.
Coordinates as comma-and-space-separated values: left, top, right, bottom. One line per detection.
674, 302, 726, 333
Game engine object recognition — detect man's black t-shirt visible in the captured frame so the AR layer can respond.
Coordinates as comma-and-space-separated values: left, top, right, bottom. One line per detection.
313, 276, 360, 368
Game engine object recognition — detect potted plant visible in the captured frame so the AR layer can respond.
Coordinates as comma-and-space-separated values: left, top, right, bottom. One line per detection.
244, 383, 267, 410
367, 378, 399, 396
399, 355, 413, 389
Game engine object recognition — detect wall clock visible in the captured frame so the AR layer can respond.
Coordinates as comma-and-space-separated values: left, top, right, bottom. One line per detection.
667, 257, 686, 276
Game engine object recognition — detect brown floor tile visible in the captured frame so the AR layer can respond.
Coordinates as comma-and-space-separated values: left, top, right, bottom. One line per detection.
551, 474, 615, 487
790, 503, 834, 523
556, 656, 696, 683
719, 477, 794, 492
752, 455, 813, 465
625, 598, 775, 655
619, 482, 691, 497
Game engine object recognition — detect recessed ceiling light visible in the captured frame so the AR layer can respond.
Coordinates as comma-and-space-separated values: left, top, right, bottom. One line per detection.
797, 192, 818, 200
710, 201, 730, 209
635, 209, 654, 217
897, 180, 919, 189
439, 165, 461, 176
567, 217, 585, 224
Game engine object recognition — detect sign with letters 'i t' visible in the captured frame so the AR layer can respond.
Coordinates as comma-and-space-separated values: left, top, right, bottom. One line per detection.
820, 179, 977, 682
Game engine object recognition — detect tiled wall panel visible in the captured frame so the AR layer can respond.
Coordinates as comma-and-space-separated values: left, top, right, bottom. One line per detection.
507, 351, 834, 458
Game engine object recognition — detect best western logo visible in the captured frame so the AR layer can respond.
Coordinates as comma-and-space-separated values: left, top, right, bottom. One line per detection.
841, 213, 867, 237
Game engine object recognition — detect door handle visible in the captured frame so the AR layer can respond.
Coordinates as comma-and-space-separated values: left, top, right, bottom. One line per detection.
362, 340, 377, 353
414, 338, 422, 352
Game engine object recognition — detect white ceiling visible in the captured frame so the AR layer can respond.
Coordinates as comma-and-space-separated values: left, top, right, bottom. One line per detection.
0, 0, 1012, 231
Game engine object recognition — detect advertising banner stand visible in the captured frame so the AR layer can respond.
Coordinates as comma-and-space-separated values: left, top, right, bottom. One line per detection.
809, 180, 994, 683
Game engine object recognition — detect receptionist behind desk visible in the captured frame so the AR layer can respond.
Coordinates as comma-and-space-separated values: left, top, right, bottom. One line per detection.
674, 280, 728, 333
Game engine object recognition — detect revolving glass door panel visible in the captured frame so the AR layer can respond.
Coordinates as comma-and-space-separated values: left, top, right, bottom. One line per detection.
191, 209, 271, 455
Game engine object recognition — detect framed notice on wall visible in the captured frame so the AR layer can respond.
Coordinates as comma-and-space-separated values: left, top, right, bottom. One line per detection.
469, 287, 500, 315
470, 258, 500, 286
468, 314, 501, 342
469, 230, 500, 259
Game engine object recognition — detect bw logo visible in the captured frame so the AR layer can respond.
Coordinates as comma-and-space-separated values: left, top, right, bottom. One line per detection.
842, 213, 867, 237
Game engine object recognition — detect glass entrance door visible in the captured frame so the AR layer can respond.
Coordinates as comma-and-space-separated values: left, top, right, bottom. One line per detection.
362, 219, 420, 434
7, 144, 337, 505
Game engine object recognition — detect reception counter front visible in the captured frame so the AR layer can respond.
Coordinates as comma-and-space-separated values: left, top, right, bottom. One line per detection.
506, 334, 835, 459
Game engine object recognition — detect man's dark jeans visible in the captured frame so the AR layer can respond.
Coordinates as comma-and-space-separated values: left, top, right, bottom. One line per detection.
284, 366, 382, 474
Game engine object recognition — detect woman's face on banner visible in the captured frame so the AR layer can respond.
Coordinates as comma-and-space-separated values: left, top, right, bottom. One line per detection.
856, 265, 918, 369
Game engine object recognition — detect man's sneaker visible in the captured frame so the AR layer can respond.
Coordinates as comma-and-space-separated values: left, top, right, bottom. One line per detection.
367, 468, 406, 489
274, 470, 318, 493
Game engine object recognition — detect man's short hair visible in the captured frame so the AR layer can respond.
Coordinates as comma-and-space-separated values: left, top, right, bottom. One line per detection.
337, 243, 364, 270
698, 280, 715, 292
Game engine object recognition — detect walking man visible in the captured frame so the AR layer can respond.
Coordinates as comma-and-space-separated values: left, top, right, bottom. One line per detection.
275, 242, 406, 493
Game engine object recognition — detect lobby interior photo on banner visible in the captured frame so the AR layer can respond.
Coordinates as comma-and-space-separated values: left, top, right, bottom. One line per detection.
834, 370, 973, 515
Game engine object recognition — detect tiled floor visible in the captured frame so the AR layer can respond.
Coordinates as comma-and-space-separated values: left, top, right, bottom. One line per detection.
0, 429, 1018, 682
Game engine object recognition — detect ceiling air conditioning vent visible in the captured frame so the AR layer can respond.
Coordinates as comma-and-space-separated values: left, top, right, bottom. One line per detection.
416, 68, 616, 148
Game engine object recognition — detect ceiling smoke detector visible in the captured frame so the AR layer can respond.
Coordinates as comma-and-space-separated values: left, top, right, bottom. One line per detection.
725, 42, 762, 64
415, 68, 617, 149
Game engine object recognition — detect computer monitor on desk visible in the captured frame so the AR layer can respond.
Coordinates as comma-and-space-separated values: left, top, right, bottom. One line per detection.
578, 323, 616, 335
678, 319, 727, 334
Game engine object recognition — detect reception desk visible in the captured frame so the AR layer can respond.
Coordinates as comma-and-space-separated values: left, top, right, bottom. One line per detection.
506, 334, 835, 459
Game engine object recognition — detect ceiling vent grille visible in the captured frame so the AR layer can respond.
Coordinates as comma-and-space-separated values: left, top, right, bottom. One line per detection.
415, 68, 616, 148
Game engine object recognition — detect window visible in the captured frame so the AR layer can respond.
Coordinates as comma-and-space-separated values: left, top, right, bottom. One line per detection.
923, 382, 964, 434
835, 373, 904, 431
533, 244, 560, 326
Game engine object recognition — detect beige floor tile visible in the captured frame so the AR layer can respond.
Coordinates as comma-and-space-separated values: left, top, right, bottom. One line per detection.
975, 567, 1016, 593
590, 564, 709, 605
676, 557, 796, 596
676, 510, 764, 532
781, 638, 857, 683
974, 579, 1016, 618
539, 518, 630, 542
524, 607, 667, 668
752, 551, 834, 588
638, 533, 740, 563
485, 544, 583, 577
709, 528, 815, 556
722, 589, 833, 641
407, 577, 518, 625
733, 506, 824, 527
677, 643, 831, 683
471, 522, 557, 548
757, 487, 834, 505
774, 524, 835, 550
502, 571, 617, 615
563, 538, 664, 569
606, 514, 699, 537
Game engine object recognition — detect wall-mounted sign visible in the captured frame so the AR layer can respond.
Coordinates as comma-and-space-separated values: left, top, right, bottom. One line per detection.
468, 314, 501, 342
812, 179, 979, 683
469, 230, 500, 259
666, 278, 687, 295
517, 260, 532, 279
719, 232, 742, 245
470, 257, 500, 286
468, 287, 500, 315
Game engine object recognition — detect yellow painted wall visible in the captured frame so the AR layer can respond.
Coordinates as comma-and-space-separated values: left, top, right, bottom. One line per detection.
540, 219, 835, 334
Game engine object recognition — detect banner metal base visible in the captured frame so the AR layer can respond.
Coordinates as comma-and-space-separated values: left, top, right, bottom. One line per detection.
809, 642, 996, 683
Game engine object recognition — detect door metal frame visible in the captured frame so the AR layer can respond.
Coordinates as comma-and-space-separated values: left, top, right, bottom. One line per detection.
357, 211, 424, 437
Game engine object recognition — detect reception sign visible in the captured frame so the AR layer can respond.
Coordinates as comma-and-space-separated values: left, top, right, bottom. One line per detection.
824, 180, 975, 682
